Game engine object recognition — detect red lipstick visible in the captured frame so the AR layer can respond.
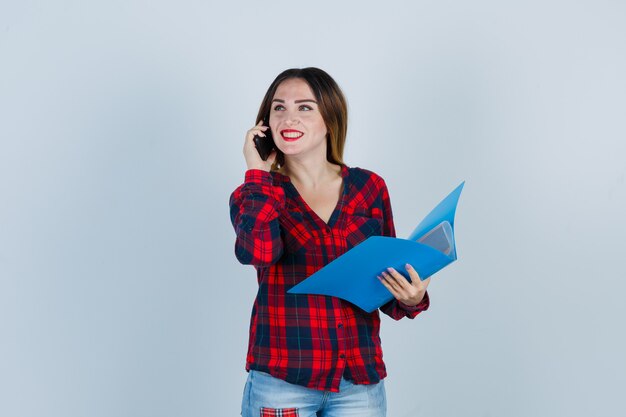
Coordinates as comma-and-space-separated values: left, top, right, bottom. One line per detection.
280, 129, 304, 142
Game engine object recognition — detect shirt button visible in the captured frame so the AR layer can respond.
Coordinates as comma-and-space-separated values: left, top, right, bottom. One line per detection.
337, 323, 343, 328
339, 353, 345, 359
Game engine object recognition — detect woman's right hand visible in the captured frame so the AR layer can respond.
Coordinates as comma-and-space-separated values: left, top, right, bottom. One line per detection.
243, 120, 277, 172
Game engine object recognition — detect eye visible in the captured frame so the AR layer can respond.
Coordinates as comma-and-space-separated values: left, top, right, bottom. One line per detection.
273, 104, 285, 111
299, 105, 313, 111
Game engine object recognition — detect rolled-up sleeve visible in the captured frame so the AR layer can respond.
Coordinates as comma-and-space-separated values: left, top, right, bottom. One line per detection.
229, 169, 285, 268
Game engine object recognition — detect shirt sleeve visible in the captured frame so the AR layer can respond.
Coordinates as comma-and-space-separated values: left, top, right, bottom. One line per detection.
229, 169, 285, 267
374, 175, 430, 320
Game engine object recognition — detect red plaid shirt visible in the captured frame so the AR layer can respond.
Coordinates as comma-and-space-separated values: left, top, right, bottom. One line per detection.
229, 164, 429, 392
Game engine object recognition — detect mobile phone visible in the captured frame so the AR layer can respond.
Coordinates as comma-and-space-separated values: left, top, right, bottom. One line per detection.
253, 116, 276, 161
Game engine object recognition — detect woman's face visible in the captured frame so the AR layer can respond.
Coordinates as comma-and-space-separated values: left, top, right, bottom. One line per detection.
269, 78, 328, 161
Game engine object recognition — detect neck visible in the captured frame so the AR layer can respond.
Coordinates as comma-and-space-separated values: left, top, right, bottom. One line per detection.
281, 156, 341, 188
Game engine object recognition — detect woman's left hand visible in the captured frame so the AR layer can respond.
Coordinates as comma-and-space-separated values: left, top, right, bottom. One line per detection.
378, 263, 430, 307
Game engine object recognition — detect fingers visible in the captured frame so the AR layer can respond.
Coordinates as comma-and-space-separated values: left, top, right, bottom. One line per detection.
243, 122, 273, 171
247, 123, 269, 139
377, 268, 410, 302
377, 272, 402, 299
382, 267, 412, 290
405, 264, 428, 292
404, 263, 419, 282
405, 263, 430, 292
378, 264, 430, 306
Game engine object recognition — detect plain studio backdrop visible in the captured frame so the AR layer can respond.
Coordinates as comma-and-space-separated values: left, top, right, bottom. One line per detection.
1, 1, 624, 416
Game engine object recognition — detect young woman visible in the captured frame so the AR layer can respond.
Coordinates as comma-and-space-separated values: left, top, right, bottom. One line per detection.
229, 67, 431, 417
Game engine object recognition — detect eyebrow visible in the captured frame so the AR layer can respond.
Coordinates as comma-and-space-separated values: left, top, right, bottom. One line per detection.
272, 99, 318, 104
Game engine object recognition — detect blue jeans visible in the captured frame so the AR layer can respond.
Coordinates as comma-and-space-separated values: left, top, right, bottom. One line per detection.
241, 370, 386, 417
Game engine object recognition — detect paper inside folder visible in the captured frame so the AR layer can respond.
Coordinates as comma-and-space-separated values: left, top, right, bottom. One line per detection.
417, 221, 453, 255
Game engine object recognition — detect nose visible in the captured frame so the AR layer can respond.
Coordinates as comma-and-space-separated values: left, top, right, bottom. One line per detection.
284, 109, 300, 125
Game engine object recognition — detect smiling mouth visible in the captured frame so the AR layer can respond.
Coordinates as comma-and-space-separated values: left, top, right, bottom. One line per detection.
281, 130, 304, 141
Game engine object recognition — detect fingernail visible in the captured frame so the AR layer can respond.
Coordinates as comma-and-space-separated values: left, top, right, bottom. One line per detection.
406, 263, 412, 269
387, 267, 394, 272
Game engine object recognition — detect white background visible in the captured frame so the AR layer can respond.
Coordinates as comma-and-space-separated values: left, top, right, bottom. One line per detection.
1, 1, 625, 416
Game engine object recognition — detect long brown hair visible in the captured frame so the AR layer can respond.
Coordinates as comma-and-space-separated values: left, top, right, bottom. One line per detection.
256, 67, 348, 171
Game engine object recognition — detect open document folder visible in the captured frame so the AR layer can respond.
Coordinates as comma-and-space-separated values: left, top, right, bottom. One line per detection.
288, 182, 465, 313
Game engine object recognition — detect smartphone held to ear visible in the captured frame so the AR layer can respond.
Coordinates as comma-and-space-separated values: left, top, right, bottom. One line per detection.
253, 117, 276, 161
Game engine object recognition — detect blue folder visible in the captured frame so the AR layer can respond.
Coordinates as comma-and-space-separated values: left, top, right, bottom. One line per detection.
288, 182, 465, 313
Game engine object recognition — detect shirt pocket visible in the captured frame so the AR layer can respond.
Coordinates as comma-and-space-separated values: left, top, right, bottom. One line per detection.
280, 210, 314, 254
343, 208, 384, 249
